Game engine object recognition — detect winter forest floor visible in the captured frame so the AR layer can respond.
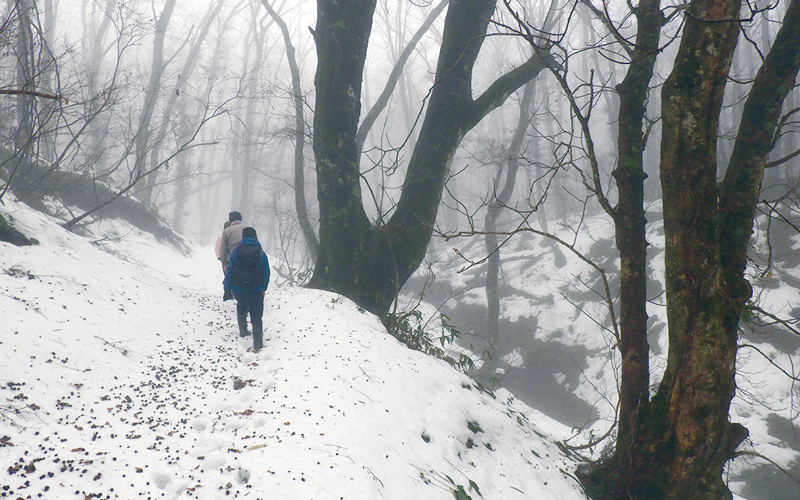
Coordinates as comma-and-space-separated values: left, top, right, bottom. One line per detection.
1, 195, 588, 500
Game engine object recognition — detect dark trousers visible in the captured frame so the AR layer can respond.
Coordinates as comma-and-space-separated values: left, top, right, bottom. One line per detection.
234, 291, 264, 335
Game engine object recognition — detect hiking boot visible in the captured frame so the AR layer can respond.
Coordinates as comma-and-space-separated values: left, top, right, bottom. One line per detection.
253, 330, 263, 350
237, 316, 250, 337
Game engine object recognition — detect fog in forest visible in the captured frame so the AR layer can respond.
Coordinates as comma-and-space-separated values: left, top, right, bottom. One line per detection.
3, 0, 800, 498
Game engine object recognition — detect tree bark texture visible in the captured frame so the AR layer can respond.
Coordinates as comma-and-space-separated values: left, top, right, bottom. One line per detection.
651, 0, 747, 498
718, 0, 800, 319
583, 1, 800, 498
309, 0, 378, 309
608, 0, 663, 490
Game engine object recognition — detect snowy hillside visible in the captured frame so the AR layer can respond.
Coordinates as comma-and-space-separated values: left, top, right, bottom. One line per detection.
423, 204, 800, 500
0, 195, 587, 500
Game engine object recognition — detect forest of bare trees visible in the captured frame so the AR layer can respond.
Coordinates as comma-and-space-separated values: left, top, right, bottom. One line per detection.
2, 0, 800, 499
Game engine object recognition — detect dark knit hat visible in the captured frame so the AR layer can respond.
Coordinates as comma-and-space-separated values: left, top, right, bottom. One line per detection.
229, 211, 242, 222
242, 227, 257, 240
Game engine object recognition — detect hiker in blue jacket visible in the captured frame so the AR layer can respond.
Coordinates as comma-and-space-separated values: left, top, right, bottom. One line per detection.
224, 226, 270, 350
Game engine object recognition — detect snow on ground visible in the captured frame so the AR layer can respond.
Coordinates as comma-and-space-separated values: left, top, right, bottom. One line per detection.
0, 196, 587, 500
426, 203, 800, 500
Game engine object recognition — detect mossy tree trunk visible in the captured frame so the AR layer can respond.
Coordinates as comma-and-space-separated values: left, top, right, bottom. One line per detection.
644, 0, 745, 497
309, 0, 549, 316
308, 0, 378, 310
628, 0, 798, 498
718, 0, 800, 324
594, 0, 664, 493
586, 0, 800, 498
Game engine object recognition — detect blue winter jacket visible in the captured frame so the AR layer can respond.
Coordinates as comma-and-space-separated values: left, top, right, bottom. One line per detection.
223, 237, 270, 293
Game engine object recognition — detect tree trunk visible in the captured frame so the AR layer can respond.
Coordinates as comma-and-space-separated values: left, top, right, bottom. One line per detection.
145, 0, 224, 207
581, 1, 800, 498
308, 0, 382, 312
310, 0, 549, 316
355, 0, 449, 151
84, 0, 116, 177
649, 0, 746, 497
580, 1, 668, 497
261, 0, 319, 259
609, 0, 663, 488
39, 0, 56, 163
481, 80, 534, 376
719, 0, 800, 311
13, 0, 36, 154
132, 0, 176, 206
171, 152, 190, 233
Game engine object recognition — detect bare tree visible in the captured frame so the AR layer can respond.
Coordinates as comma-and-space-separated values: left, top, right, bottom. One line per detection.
479, 80, 534, 376
310, 0, 551, 317
131, 0, 177, 205
259, 0, 319, 258
143, 0, 226, 212
0, 0, 223, 246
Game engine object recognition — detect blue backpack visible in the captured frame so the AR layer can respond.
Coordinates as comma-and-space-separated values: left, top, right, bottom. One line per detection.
231, 245, 264, 289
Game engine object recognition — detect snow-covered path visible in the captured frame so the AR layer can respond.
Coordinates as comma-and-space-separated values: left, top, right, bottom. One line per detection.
2, 198, 587, 500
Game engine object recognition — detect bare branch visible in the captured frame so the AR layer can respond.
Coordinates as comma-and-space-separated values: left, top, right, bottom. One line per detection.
440, 223, 620, 343
0, 88, 64, 101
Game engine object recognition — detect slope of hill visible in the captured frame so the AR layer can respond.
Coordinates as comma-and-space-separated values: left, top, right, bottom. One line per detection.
424, 205, 800, 500
0, 195, 587, 500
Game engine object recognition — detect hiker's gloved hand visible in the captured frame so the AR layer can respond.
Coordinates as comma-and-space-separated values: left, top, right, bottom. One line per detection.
223, 289, 233, 301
